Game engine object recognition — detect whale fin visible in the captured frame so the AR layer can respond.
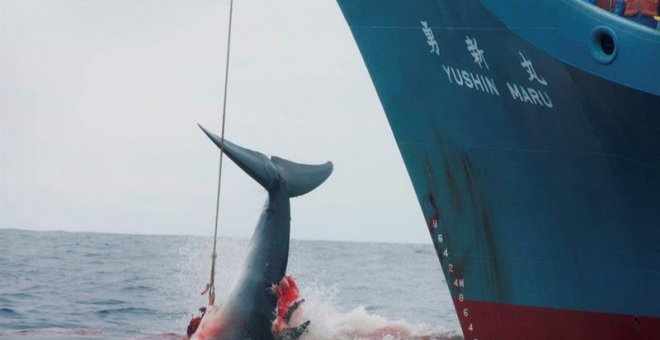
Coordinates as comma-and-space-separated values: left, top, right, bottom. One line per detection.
277, 320, 311, 340
199, 124, 332, 197
271, 157, 333, 198
199, 124, 279, 190
283, 299, 305, 323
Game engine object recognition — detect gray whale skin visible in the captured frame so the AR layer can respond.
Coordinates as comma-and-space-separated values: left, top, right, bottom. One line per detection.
192, 125, 333, 340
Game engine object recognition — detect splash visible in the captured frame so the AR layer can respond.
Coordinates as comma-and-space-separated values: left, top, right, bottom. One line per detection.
188, 277, 461, 340
179, 238, 460, 339
296, 284, 461, 340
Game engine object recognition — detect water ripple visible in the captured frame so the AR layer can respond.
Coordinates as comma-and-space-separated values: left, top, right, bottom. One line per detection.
0, 308, 21, 318
1, 229, 460, 337
96, 307, 156, 316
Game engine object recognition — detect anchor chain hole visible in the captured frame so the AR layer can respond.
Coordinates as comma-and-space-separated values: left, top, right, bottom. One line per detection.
589, 26, 618, 64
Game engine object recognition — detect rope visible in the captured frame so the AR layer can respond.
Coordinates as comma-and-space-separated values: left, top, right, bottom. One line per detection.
208, 0, 234, 307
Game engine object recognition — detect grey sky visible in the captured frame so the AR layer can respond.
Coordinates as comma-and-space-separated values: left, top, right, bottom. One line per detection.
0, 0, 429, 243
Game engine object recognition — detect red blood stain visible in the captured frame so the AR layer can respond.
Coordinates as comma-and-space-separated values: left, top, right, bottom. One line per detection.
272, 275, 301, 333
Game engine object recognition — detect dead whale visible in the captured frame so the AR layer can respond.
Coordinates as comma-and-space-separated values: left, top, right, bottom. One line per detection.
192, 125, 332, 340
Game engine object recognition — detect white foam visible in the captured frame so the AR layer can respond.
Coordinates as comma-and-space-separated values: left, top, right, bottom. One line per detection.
296, 283, 460, 340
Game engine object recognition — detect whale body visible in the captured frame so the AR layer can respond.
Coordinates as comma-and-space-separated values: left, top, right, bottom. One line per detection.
192, 125, 332, 340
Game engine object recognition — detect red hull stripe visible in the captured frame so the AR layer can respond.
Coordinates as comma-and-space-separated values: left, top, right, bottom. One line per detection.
455, 299, 660, 339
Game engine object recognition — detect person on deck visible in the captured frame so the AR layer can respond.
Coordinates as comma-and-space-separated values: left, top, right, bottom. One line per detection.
622, 0, 659, 28
585, 0, 625, 16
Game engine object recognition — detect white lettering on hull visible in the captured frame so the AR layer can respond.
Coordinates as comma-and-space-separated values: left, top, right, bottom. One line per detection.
442, 65, 500, 97
506, 82, 553, 108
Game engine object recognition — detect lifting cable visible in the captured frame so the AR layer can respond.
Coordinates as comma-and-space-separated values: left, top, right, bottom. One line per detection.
208, 0, 234, 307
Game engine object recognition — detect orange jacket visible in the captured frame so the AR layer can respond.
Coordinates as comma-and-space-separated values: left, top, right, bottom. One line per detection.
596, 0, 614, 11
623, 0, 659, 17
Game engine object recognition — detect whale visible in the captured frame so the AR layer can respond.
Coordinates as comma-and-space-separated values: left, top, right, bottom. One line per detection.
192, 125, 333, 340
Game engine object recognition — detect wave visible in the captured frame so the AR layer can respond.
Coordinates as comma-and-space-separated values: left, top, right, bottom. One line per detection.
296, 305, 461, 340
0, 328, 104, 338
120, 285, 156, 292
294, 283, 462, 340
0, 307, 20, 318
96, 307, 156, 316
1, 292, 35, 299
0, 329, 185, 339
80, 299, 126, 306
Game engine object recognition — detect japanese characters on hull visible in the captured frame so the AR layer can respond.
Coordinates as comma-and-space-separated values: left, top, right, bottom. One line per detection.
421, 21, 441, 56
419, 21, 553, 109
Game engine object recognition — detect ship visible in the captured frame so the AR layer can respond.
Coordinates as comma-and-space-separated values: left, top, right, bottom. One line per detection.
336, 0, 660, 339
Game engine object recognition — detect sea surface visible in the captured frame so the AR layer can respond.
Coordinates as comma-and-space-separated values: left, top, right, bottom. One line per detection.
0, 229, 461, 339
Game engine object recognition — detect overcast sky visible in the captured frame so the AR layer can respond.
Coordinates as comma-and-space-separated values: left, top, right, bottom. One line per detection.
0, 0, 430, 244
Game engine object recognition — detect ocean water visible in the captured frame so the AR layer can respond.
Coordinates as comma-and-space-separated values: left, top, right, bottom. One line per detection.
0, 229, 461, 339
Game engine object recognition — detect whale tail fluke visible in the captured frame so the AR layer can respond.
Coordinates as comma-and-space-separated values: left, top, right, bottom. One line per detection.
198, 124, 333, 197
271, 157, 332, 198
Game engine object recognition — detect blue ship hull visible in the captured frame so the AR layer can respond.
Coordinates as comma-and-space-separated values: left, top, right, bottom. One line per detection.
337, 0, 660, 338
